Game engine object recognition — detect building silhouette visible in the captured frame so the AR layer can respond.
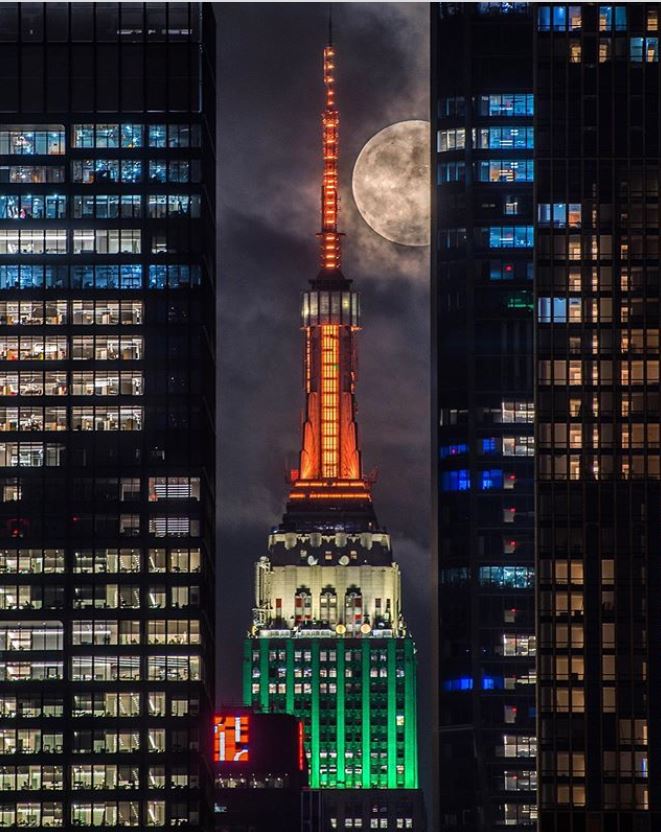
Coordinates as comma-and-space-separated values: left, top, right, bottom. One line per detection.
434, 2, 661, 830
432, 4, 535, 830
535, 3, 659, 830
0, 3, 216, 830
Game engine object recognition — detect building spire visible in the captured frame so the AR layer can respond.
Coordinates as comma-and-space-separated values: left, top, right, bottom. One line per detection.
318, 31, 343, 275
285, 30, 375, 519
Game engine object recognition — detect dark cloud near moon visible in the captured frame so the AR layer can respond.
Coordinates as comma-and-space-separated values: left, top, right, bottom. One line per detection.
215, 2, 431, 798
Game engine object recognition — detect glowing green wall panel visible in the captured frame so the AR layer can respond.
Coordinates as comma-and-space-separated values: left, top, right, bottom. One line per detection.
244, 635, 419, 790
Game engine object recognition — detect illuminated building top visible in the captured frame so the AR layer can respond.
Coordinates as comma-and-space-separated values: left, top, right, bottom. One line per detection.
245, 35, 418, 796
251, 38, 406, 634
286, 39, 374, 526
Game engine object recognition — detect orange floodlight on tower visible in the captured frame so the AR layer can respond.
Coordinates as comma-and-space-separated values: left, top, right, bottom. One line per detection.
319, 44, 342, 273
288, 36, 372, 507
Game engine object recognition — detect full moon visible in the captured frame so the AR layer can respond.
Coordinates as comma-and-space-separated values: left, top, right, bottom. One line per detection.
352, 120, 430, 247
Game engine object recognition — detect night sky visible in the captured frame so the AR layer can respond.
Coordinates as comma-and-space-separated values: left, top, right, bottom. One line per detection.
216, 2, 430, 795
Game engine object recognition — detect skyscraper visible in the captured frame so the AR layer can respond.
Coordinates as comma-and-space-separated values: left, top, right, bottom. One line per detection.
432, 5, 536, 830
0, 4, 216, 830
535, 3, 658, 828
435, 2, 661, 830
243, 37, 421, 826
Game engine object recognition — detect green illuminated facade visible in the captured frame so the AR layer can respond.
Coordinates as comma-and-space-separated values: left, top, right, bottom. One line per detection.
244, 634, 418, 790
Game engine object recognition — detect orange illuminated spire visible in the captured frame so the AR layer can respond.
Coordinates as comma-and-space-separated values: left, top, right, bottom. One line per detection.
288, 34, 372, 508
318, 40, 343, 274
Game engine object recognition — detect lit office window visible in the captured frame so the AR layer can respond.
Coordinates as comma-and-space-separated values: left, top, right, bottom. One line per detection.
0, 128, 65, 155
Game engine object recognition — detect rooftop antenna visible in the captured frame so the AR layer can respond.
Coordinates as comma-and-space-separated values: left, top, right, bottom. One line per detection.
318, 7, 343, 275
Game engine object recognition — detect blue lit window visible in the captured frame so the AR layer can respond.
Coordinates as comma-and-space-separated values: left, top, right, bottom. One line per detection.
120, 265, 143, 289
0, 194, 65, 220
71, 124, 94, 148
538, 6, 551, 29
442, 677, 473, 692
553, 203, 566, 226
0, 265, 68, 289
487, 226, 534, 249
66, 158, 142, 183
148, 160, 199, 184
599, 6, 613, 29
481, 438, 497, 454
0, 265, 19, 289
95, 124, 119, 148
480, 469, 503, 490
441, 470, 471, 492
440, 443, 468, 459
0, 128, 65, 155
70, 264, 143, 290
475, 160, 534, 183
476, 3, 529, 15
481, 676, 504, 690
71, 160, 118, 184
479, 94, 534, 117
537, 203, 581, 228
475, 127, 534, 150
148, 265, 201, 289
601, 6, 627, 31
630, 37, 658, 62
149, 161, 167, 183
615, 6, 627, 30
478, 566, 535, 588
538, 297, 565, 323
120, 160, 143, 183
539, 6, 582, 31
120, 124, 143, 149
148, 125, 167, 148
553, 6, 567, 30
20, 266, 44, 289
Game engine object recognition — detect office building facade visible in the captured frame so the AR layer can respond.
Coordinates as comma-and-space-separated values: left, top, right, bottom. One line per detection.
435, 2, 661, 830
0, 3, 216, 830
433, 4, 536, 830
535, 3, 659, 830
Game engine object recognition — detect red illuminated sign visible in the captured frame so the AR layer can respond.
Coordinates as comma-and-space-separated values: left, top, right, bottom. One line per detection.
297, 720, 305, 772
213, 714, 250, 763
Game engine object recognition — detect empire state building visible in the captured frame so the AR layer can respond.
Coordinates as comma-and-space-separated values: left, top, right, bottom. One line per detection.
243, 38, 421, 809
